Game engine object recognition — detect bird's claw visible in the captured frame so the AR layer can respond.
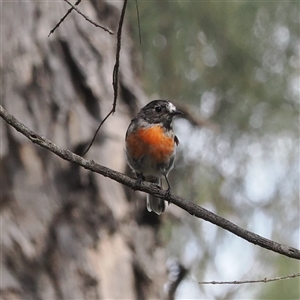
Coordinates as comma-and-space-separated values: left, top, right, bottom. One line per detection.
133, 173, 145, 191
165, 188, 172, 205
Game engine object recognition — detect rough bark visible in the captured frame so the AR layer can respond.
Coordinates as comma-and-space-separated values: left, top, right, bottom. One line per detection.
1, 1, 167, 299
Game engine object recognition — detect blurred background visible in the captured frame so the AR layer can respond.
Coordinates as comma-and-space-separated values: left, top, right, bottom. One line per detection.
1, 0, 299, 299
127, 1, 299, 299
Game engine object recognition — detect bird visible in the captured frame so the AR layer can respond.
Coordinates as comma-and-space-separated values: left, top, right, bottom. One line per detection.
125, 100, 182, 214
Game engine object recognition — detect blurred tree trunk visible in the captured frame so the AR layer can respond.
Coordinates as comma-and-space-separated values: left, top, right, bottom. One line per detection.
1, 1, 167, 299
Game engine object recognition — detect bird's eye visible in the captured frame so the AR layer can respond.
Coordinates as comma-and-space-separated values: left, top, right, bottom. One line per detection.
155, 106, 162, 112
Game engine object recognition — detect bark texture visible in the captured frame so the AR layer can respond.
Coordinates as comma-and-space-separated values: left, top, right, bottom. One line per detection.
1, 1, 167, 299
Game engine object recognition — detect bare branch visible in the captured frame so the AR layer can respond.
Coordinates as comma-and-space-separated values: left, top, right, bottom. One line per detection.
82, 109, 114, 156
48, 0, 113, 37
112, 0, 128, 112
63, 0, 113, 34
83, 0, 128, 156
199, 273, 300, 285
135, 0, 142, 44
1, 104, 300, 260
48, 0, 81, 37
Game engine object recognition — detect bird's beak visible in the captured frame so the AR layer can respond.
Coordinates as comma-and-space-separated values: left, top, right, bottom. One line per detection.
171, 109, 183, 116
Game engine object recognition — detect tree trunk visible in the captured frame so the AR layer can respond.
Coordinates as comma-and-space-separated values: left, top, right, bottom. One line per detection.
1, 1, 167, 299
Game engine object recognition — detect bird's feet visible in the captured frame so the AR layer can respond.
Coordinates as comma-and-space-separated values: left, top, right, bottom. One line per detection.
165, 187, 172, 205
133, 173, 145, 191
164, 175, 172, 205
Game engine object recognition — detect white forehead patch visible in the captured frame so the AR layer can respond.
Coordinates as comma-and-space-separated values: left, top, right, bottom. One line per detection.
167, 102, 177, 112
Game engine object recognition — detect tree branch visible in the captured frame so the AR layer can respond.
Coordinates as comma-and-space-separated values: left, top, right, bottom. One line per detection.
199, 272, 300, 285
112, 0, 127, 108
48, 0, 113, 37
63, 0, 113, 34
1, 104, 299, 260
134, 0, 142, 44
48, 0, 82, 37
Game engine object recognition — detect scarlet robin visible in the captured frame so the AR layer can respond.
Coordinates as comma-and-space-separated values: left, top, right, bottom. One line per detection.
125, 100, 182, 214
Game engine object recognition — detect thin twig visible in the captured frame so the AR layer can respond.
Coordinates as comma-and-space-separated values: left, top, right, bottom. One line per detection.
135, 0, 142, 44
83, 0, 128, 156
82, 110, 114, 156
1, 104, 300, 261
64, 0, 113, 34
112, 0, 128, 111
199, 273, 300, 285
48, 0, 81, 37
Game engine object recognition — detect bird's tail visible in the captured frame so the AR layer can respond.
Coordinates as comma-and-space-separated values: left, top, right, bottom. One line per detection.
146, 177, 166, 215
